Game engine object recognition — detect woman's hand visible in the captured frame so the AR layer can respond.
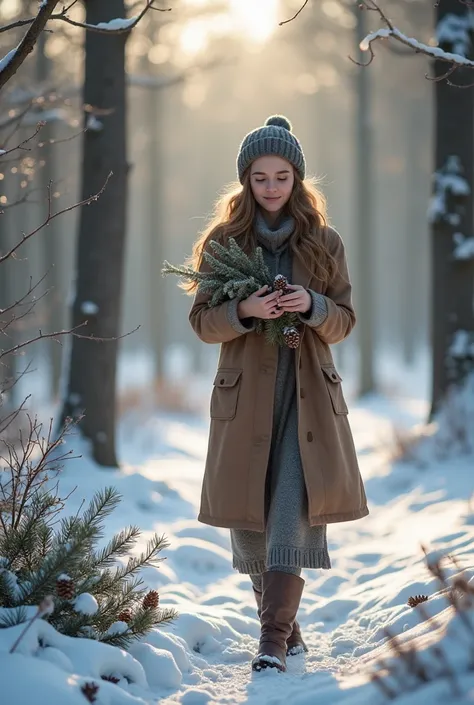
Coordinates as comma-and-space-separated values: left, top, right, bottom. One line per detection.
238, 286, 284, 320
278, 285, 312, 314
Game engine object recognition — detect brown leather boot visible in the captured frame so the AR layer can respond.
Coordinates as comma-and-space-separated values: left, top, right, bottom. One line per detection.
253, 587, 308, 656
252, 571, 305, 673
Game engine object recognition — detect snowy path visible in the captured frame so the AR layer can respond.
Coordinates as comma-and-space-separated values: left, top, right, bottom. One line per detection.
53, 394, 473, 705
3, 393, 473, 705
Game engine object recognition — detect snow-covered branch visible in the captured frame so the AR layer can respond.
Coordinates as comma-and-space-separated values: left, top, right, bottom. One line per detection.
0, 1, 171, 36
0, 0, 60, 92
356, 1, 474, 78
0, 1, 171, 92
50, 1, 171, 35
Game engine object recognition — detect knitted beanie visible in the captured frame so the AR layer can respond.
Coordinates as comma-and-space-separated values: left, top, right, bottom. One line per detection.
236, 115, 306, 183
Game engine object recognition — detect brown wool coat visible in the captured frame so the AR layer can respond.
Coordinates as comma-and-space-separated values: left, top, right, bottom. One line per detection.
189, 227, 369, 531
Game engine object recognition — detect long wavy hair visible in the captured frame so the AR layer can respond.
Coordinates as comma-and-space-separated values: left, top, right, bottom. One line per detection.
182, 169, 337, 294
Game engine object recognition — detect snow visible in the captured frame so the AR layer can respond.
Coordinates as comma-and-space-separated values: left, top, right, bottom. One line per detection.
437, 12, 474, 57
361, 25, 474, 67
360, 27, 391, 50
1, 367, 474, 703
57, 573, 72, 582
0, 655, 145, 705
81, 300, 100, 315
39, 595, 55, 617
0, 618, 148, 685
0, 45, 19, 73
106, 621, 130, 637
0, 149, 6, 156
449, 331, 474, 359
73, 593, 99, 616
453, 233, 474, 260
129, 642, 183, 688
86, 115, 104, 132
92, 16, 138, 32
428, 156, 470, 225
0, 569, 22, 601
253, 653, 283, 669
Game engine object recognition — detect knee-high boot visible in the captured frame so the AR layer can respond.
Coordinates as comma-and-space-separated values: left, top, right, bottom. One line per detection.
252, 571, 305, 673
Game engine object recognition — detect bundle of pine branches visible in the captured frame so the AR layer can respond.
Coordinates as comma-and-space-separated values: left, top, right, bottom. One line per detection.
162, 238, 301, 348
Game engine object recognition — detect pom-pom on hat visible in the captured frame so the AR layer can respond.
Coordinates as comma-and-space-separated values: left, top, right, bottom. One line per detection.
236, 115, 306, 183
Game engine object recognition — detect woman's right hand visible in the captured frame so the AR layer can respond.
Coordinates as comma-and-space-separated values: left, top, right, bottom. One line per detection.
237, 286, 284, 320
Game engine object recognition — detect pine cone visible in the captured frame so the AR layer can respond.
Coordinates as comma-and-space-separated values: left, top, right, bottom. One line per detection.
81, 682, 99, 703
56, 575, 75, 600
117, 608, 133, 624
283, 326, 301, 349
143, 589, 159, 610
273, 274, 290, 293
407, 594, 429, 608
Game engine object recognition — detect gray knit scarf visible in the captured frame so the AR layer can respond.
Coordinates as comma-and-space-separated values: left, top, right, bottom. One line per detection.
254, 209, 295, 253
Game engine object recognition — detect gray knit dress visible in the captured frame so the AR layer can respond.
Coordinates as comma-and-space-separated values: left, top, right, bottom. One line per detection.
230, 212, 331, 589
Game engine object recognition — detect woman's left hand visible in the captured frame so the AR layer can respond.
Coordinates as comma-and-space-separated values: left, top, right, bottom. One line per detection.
277, 285, 312, 313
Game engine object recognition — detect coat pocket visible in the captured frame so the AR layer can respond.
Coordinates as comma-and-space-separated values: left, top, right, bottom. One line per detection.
321, 364, 348, 415
210, 368, 243, 420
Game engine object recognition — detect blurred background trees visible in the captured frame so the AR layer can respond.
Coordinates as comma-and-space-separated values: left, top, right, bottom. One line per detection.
2, 0, 472, 465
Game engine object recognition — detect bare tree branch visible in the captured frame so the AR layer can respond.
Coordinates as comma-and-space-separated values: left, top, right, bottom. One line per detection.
0, 272, 52, 327
0, 395, 29, 436
0, 0, 61, 92
0, 171, 113, 265
279, 0, 310, 26
0, 321, 140, 361
0, 121, 45, 157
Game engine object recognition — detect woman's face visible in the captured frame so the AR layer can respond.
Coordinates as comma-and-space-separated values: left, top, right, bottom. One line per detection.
249, 155, 295, 216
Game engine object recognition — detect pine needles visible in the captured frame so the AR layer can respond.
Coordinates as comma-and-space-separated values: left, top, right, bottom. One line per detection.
0, 485, 177, 648
162, 237, 301, 347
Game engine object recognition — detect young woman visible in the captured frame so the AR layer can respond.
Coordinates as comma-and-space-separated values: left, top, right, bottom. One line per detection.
187, 115, 368, 673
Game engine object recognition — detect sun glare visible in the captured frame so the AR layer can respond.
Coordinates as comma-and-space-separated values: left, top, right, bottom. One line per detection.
228, 0, 280, 43
179, 0, 280, 55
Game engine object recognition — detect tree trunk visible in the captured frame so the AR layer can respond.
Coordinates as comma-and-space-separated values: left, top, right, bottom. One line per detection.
147, 78, 166, 383
35, 31, 64, 401
402, 100, 421, 366
354, 6, 375, 395
60, 0, 128, 466
430, 2, 474, 417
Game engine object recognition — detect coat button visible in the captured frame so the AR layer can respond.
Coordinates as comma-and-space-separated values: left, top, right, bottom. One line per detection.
331, 373, 337, 380
300, 388, 305, 398
307, 431, 313, 442
219, 378, 225, 385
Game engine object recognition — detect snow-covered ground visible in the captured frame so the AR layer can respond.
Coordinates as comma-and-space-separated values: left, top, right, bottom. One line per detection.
1, 378, 474, 705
